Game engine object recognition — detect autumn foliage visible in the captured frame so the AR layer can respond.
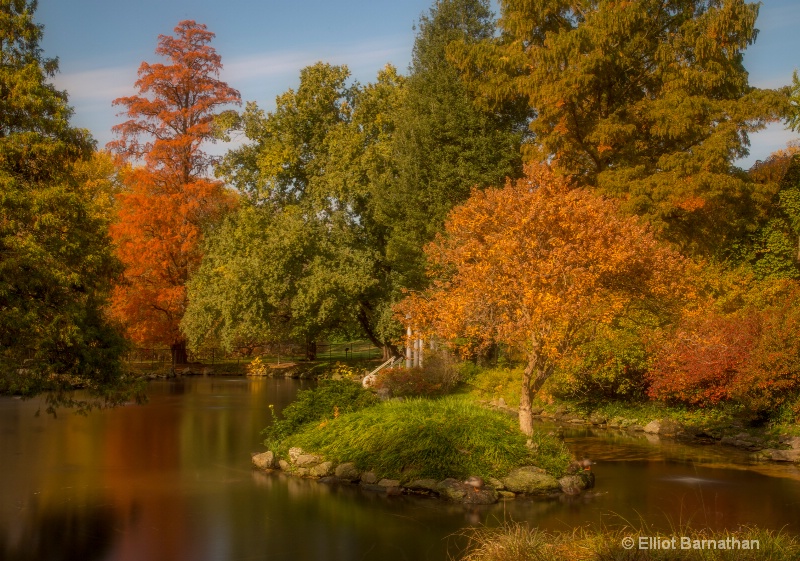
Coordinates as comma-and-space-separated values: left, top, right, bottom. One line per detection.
109, 21, 239, 360
397, 164, 693, 434
649, 285, 800, 414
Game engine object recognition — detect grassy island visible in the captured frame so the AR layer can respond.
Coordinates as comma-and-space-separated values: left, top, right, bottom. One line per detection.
261, 381, 572, 486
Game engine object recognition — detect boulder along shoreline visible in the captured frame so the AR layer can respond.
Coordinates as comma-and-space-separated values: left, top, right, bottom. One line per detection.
251, 447, 594, 505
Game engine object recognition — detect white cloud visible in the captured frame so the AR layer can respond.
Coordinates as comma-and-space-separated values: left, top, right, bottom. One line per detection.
738, 122, 800, 168
223, 40, 406, 85
51, 66, 137, 103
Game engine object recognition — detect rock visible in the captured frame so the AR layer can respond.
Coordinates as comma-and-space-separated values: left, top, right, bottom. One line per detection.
278, 460, 290, 471
361, 471, 378, 484
378, 479, 401, 488
643, 420, 661, 434
498, 490, 516, 499
334, 462, 360, 481
559, 475, 584, 495
288, 447, 303, 463
437, 478, 469, 501
589, 412, 607, 425
530, 406, 544, 416
497, 397, 506, 407
559, 471, 595, 495
309, 461, 333, 477
501, 467, 561, 495
785, 436, 800, 450
765, 449, 800, 462
487, 477, 505, 490
295, 467, 310, 477
406, 479, 439, 493
360, 483, 386, 493
628, 424, 644, 432
295, 454, 322, 467
252, 451, 275, 470
385, 486, 404, 496
463, 487, 498, 505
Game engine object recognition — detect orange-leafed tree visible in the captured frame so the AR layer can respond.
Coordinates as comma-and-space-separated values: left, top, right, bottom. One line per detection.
397, 164, 693, 435
109, 20, 240, 364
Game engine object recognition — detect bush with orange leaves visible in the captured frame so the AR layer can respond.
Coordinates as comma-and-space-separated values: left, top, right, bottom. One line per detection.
648, 283, 800, 417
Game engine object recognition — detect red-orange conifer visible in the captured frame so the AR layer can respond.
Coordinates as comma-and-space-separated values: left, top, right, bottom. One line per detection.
109, 20, 240, 364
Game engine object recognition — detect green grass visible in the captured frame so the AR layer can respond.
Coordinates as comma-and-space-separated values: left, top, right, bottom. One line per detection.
458, 523, 800, 561
274, 394, 571, 481
263, 380, 379, 446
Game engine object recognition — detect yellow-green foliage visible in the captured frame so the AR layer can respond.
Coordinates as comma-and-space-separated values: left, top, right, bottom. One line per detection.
246, 356, 269, 376
466, 366, 522, 408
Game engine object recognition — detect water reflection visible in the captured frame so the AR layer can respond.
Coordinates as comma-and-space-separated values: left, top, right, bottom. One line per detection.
1, 501, 116, 561
2, 378, 800, 561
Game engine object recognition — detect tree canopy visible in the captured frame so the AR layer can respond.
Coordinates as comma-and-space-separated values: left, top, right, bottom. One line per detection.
451, 0, 787, 256
0, 0, 127, 399
109, 20, 240, 364
398, 164, 693, 434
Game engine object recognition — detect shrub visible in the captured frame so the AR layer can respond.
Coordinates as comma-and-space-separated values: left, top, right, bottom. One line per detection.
374, 351, 460, 397
647, 312, 756, 406
263, 380, 378, 446
315, 361, 365, 382
279, 395, 571, 481
465, 366, 522, 408
246, 356, 269, 376
550, 324, 650, 403
648, 285, 800, 417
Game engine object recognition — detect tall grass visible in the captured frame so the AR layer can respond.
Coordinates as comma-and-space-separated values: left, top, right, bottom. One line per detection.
457, 523, 800, 561
279, 395, 571, 481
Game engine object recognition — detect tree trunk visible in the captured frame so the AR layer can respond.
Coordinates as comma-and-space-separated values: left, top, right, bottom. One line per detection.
519, 352, 553, 436
519, 360, 535, 436
171, 340, 188, 366
306, 340, 317, 361
356, 305, 400, 358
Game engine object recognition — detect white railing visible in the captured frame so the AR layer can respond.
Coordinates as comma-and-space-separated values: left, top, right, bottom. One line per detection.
362, 355, 403, 387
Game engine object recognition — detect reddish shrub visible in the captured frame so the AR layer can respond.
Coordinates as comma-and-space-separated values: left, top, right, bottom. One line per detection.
647, 312, 759, 406
648, 286, 800, 415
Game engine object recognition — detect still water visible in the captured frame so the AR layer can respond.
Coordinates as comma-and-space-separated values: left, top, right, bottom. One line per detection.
3, 377, 800, 561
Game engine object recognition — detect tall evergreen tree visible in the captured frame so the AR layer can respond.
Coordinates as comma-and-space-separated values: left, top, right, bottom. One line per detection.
0, 0, 126, 396
382, 0, 527, 290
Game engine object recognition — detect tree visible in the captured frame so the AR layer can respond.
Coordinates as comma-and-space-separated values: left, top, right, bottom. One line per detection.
109, 20, 240, 365
451, 0, 787, 256
380, 0, 527, 291
398, 164, 692, 435
0, 0, 127, 398
210, 63, 406, 357
745, 154, 800, 280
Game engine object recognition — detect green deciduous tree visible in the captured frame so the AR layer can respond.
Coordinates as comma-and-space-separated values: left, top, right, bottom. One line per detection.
188, 63, 405, 356
451, 0, 787, 256
0, 0, 126, 397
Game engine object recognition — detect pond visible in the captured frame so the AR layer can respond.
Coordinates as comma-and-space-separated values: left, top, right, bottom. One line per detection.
2, 377, 800, 560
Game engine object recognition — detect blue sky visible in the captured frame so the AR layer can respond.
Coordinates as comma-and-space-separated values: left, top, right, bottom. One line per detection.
37, 0, 800, 168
